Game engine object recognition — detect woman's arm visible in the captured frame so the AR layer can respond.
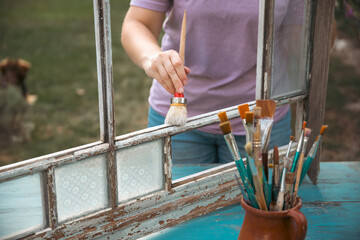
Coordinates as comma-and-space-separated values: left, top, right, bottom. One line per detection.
121, 6, 189, 95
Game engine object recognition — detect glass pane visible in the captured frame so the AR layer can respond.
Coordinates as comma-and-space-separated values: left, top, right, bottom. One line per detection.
55, 154, 108, 222
271, 0, 309, 98
0, 1, 100, 166
116, 139, 164, 203
0, 173, 45, 238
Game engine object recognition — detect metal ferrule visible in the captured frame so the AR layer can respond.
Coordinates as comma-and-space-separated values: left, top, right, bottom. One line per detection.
285, 140, 293, 158
279, 168, 287, 192
301, 137, 309, 154
244, 125, 253, 143
296, 130, 304, 153
260, 119, 273, 151
308, 137, 321, 158
170, 97, 187, 105
224, 134, 241, 161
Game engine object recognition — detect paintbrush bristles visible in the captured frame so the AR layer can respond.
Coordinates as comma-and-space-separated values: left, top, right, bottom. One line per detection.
245, 111, 254, 124
217, 111, 228, 123
304, 128, 312, 138
273, 145, 279, 165
256, 100, 276, 118
238, 104, 249, 119
219, 121, 232, 135
245, 142, 253, 158
290, 136, 295, 141
320, 125, 328, 135
165, 104, 187, 126
253, 107, 261, 119
302, 121, 307, 130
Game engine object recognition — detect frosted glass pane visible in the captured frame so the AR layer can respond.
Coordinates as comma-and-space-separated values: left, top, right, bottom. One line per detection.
0, 174, 44, 239
271, 0, 308, 98
116, 139, 164, 203
55, 154, 108, 222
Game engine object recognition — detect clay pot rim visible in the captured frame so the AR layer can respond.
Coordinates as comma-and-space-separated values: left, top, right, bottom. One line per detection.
240, 197, 302, 218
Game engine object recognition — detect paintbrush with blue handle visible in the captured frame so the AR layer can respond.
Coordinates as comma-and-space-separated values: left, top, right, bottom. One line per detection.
291, 121, 307, 172
300, 125, 328, 185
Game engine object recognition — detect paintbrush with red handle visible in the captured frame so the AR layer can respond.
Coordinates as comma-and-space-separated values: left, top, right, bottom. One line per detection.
165, 10, 187, 126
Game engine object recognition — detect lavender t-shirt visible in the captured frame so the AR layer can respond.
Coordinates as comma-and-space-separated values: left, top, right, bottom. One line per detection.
130, 0, 298, 135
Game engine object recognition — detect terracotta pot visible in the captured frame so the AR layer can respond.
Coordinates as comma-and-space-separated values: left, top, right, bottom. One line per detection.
238, 197, 307, 240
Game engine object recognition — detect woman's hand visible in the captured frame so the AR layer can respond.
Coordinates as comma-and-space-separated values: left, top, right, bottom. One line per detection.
121, 6, 190, 95
142, 50, 190, 95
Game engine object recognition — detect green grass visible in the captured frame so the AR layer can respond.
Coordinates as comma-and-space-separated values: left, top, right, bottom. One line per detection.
0, 0, 150, 165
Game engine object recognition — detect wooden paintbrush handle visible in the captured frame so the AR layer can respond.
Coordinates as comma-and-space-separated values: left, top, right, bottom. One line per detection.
179, 10, 186, 62
292, 153, 305, 205
253, 175, 268, 211
262, 152, 268, 180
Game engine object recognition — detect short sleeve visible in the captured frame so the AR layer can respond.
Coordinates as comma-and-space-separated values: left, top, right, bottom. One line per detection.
130, 0, 172, 12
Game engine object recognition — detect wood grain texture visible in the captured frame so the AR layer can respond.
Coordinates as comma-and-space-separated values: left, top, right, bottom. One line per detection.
306, 0, 336, 184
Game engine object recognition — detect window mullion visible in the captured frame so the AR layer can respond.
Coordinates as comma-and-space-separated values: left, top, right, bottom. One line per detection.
93, 0, 117, 209
256, 0, 275, 100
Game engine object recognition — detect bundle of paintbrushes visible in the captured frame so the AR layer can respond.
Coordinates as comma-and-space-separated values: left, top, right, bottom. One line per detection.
218, 104, 328, 211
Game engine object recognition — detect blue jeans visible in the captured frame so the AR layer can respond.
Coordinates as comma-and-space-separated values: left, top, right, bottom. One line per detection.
148, 107, 291, 164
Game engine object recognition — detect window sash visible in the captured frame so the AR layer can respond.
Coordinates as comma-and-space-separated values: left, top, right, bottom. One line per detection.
0, 0, 320, 239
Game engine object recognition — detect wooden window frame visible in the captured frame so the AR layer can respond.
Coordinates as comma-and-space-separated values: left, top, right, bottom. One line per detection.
0, 0, 335, 239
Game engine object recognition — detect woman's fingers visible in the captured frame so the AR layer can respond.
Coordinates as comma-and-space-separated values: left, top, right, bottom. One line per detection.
156, 64, 176, 94
169, 52, 188, 86
165, 61, 184, 93
144, 50, 189, 95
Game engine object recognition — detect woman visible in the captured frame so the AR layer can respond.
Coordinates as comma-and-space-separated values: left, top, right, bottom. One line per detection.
121, 0, 301, 164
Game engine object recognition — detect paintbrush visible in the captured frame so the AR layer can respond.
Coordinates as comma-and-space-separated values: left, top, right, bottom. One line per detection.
284, 172, 295, 210
218, 120, 259, 209
266, 157, 273, 208
256, 100, 276, 179
255, 100, 276, 149
238, 104, 251, 141
274, 166, 286, 211
245, 142, 268, 211
245, 111, 254, 143
234, 173, 251, 205
275, 139, 294, 211
273, 145, 279, 199
217, 111, 229, 123
279, 136, 295, 185
292, 128, 312, 206
237, 103, 249, 120
165, 10, 187, 126
300, 125, 328, 185
237, 105, 255, 186
252, 107, 264, 182
291, 121, 307, 172
244, 111, 255, 187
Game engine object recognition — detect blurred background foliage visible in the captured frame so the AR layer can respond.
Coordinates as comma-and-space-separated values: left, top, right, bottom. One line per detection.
335, 0, 360, 43
0, 0, 359, 165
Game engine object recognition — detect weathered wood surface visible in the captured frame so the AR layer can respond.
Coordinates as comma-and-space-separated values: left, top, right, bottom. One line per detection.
306, 0, 336, 184
0, 166, 242, 239
140, 162, 360, 240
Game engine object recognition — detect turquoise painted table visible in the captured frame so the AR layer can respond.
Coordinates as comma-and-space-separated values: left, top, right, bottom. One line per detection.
142, 162, 360, 240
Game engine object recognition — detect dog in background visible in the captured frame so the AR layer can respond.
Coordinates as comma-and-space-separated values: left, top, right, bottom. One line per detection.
0, 58, 35, 144
0, 58, 32, 100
